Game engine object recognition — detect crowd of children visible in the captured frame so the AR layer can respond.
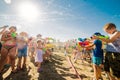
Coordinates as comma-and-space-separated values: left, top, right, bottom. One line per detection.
0, 26, 53, 76
0, 23, 120, 80
64, 23, 120, 80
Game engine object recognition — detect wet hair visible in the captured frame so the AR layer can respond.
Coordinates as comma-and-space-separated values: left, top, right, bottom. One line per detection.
103, 23, 116, 30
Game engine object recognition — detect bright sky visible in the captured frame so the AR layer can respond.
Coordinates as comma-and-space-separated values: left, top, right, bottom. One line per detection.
0, 0, 120, 41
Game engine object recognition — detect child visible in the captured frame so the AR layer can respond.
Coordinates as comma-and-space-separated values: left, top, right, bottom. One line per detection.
16, 32, 28, 71
28, 37, 37, 59
73, 44, 83, 63
35, 40, 43, 72
72, 46, 78, 59
95, 23, 120, 80
83, 32, 103, 80
0, 26, 17, 73
0, 26, 7, 51
0, 26, 7, 72
78, 39, 90, 63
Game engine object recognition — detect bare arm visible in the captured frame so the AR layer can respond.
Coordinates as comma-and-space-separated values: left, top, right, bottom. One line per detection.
97, 31, 120, 43
0, 27, 6, 35
84, 43, 94, 48
1, 32, 12, 41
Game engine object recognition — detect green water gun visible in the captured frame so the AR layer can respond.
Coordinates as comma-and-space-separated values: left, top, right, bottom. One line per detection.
11, 32, 17, 38
43, 48, 47, 52
98, 35, 109, 39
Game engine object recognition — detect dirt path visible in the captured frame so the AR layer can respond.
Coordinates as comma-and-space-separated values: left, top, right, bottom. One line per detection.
1, 52, 108, 80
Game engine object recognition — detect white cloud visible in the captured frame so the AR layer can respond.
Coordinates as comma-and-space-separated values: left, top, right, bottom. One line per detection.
4, 0, 11, 4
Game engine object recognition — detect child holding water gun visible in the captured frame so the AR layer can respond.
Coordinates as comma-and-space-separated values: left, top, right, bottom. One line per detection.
0, 26, 17, 73
94, 23, 120, 80
82, 32, 104, 80
35, 40, 44, 72
28, 37, 37, 60
16, 32, 28, 71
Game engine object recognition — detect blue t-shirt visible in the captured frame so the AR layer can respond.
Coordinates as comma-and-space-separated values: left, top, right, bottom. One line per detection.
93, 39, 103, 58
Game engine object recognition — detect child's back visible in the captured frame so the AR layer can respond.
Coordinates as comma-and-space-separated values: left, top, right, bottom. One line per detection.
93, 39, 103, 58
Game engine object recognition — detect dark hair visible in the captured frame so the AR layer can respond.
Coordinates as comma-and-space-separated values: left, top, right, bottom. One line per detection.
93, 32, 102, 36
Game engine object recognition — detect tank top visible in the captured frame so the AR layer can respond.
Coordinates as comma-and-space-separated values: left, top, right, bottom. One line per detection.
106, 31, 120, 53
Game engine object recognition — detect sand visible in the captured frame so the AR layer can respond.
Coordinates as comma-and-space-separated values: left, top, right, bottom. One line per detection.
0, 52, 108, 80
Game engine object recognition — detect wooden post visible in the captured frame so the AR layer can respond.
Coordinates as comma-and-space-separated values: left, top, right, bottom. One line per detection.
66, 56, 82, 80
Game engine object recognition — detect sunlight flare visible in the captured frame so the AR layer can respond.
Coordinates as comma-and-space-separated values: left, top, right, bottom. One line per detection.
18, 2, 39, 21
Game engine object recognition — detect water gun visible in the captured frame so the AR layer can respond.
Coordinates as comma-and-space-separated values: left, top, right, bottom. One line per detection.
43, 48, 47, 52
93, 32, 109, 39
93, 35, 109, 39
78, 38, 86, 42
98, 35, 109, 39
78, 38, 89, 46
11, 32, 17, 38
78, 41, 89, 46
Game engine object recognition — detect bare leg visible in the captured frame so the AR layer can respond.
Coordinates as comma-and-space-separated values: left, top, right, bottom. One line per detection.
38, 62, 41, 69
23, 57, 27, 68
9, 47, 17, 72
93, 64, 99, 80
97, 66, 102, 79
107, 72, 116, 80
17, 57, 22, 69
0, 47, 8, 72
37, 62, 42, 72
11, 58, 15, 71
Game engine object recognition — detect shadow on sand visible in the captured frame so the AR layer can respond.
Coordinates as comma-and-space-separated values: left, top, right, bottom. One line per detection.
38, 53, 88, 80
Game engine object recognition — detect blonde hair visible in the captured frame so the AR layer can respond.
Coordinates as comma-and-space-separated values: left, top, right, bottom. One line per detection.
103, 23, 116, 31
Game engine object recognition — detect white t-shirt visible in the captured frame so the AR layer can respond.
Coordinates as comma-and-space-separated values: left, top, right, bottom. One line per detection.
17, 35, 28, 49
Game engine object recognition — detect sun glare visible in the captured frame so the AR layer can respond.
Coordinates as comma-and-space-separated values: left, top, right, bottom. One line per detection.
18, 2, 39, 21
4, 0, 11, 4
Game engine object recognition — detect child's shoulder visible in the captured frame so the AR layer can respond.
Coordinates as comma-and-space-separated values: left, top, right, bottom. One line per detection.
113, 31, 120, 38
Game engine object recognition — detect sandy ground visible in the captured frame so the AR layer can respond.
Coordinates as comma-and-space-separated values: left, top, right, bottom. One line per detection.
0, 52, 108, 80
